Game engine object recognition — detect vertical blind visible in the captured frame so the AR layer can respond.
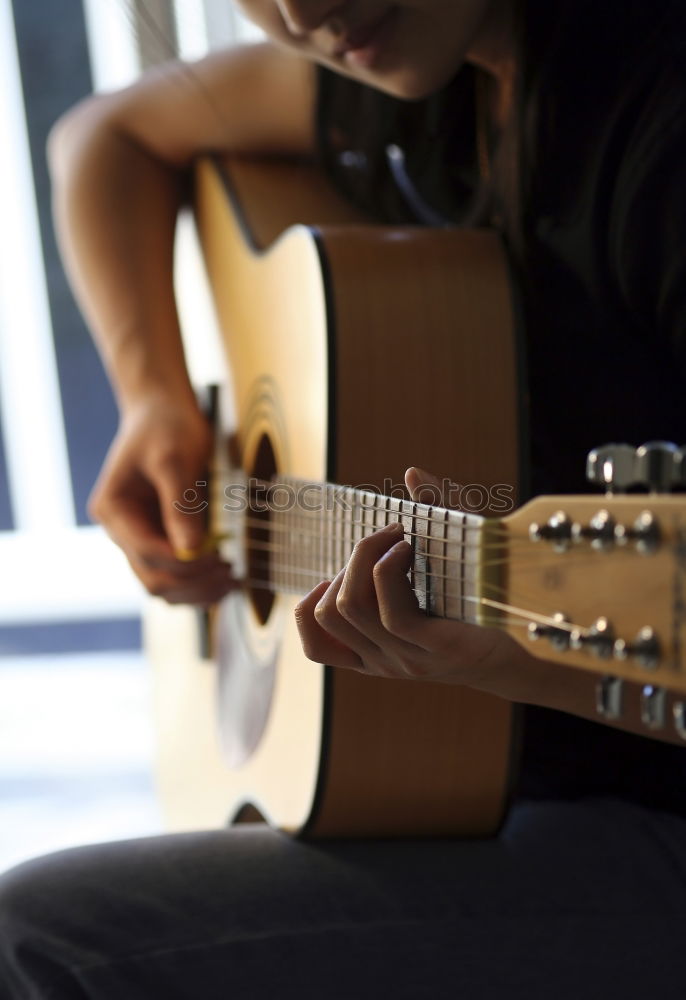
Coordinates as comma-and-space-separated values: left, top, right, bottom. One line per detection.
0, 0, 259, 634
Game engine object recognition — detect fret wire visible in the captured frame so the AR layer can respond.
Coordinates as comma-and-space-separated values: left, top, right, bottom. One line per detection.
302, 495, 308, 588
460, 513, 466, 623
409, 499, 417, 607
334, 488, 345, 584
425, 504, 436, 619
349, 487, 357, 555
327, 485, 335, 579
442, 506, 449, 619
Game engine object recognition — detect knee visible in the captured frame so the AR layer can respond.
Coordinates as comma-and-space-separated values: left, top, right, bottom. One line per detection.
0, 853, 52, 938
0, 848, 94, 995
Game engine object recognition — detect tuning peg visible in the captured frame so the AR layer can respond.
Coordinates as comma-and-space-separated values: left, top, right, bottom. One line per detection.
595, 675, 624, 720
587, 441, 685, 493
586, 444, 637, 493
634, 441, 680, 492
640, 685, 667, 730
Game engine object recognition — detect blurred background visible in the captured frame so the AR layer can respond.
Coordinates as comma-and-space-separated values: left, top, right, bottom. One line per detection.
0, 0, 262, 872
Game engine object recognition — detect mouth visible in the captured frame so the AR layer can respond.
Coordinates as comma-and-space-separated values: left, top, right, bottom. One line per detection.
331, 7, 397, 64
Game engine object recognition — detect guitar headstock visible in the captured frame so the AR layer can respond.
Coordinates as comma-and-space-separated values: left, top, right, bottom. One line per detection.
493, 443, 686, 739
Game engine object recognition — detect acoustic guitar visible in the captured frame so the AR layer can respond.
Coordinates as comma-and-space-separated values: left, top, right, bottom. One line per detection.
147, 155, 686, 840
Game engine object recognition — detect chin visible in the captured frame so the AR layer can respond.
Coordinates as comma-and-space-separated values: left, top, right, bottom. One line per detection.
367, 64, 460, 102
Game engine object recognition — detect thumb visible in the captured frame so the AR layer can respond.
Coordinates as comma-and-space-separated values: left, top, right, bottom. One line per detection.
156, 463, 210, 559
405, 467, 455, 508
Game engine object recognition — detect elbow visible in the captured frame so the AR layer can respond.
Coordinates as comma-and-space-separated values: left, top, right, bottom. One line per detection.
47, 94, 113, 180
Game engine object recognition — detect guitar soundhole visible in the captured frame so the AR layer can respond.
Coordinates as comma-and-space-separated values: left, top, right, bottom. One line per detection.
249, 433, 276, 624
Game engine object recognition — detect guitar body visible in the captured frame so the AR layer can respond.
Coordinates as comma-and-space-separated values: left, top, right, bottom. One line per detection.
147, 156, 521, 838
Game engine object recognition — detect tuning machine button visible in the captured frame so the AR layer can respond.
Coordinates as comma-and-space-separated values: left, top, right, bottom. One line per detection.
596, 675, 624, 720
673, 702, 686, 741
587, 441, 686, 494
586, 444, 637, 493
634, 441, 680, 492
640, 685, 667, 730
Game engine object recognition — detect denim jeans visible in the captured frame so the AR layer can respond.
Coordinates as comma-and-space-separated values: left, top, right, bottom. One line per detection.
1, 798, 685, 999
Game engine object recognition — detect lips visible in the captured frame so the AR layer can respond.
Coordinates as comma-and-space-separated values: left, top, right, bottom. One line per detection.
331, 8, 393, 57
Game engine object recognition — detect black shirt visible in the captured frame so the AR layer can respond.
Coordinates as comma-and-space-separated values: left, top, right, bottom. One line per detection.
315, 0, 686, 814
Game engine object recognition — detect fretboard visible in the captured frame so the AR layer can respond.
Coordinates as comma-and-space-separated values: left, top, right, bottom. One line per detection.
262, 479, 486, 624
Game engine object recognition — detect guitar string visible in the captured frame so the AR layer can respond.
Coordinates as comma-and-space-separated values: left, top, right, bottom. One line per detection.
209, 475, 637, 534
240, 535, 648, 636
249, 567, 596, 622
219, 518, 496, 556
211, 483, 645, 547
233, 532, 614, 579
214, 509, 529, 547
221, 575, 597, 638
241, 550, 602, 616
208, 488, 514, 540
222, 577, 536, 630
204, 517, 644, 571
225, 515, 635, 555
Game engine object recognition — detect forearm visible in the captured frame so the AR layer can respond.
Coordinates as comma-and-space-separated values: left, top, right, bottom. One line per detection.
48, 99, 196, 413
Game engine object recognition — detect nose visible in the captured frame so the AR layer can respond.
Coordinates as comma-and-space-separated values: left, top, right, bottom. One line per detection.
275, 0, 345, 36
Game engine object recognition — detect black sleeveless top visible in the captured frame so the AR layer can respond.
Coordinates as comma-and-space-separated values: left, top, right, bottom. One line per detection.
314, 0, 686, 815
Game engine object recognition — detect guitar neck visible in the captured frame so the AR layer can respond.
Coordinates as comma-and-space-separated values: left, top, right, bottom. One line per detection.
263, 479, 488, 624
245, 481, 686, 698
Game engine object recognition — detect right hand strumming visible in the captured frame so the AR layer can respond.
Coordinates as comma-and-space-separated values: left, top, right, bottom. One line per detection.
89, 394, 235, 605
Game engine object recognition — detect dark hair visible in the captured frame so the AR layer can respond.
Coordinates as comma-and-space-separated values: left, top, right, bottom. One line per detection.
314, 0, 532, 247
314, 0, 686, 258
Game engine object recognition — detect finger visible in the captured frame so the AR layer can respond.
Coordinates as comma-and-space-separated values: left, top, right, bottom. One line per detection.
373, 538, 494, 668
312, 568, 393, 667
372, 539, 436, 672
107, 501, 223, 575
138, 561, 238, 605
405, 466, 453, 507
294, 580, 365, 670
93, 468, 223, 575
154, 458, 210, 557
332, 523, 409, 647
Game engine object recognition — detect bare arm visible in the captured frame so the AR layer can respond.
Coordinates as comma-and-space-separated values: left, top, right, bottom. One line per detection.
48, 43, 316, 598
48, 42, 315, 410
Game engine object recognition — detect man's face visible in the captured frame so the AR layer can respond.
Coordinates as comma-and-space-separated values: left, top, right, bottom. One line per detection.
234, 1, 498, 99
